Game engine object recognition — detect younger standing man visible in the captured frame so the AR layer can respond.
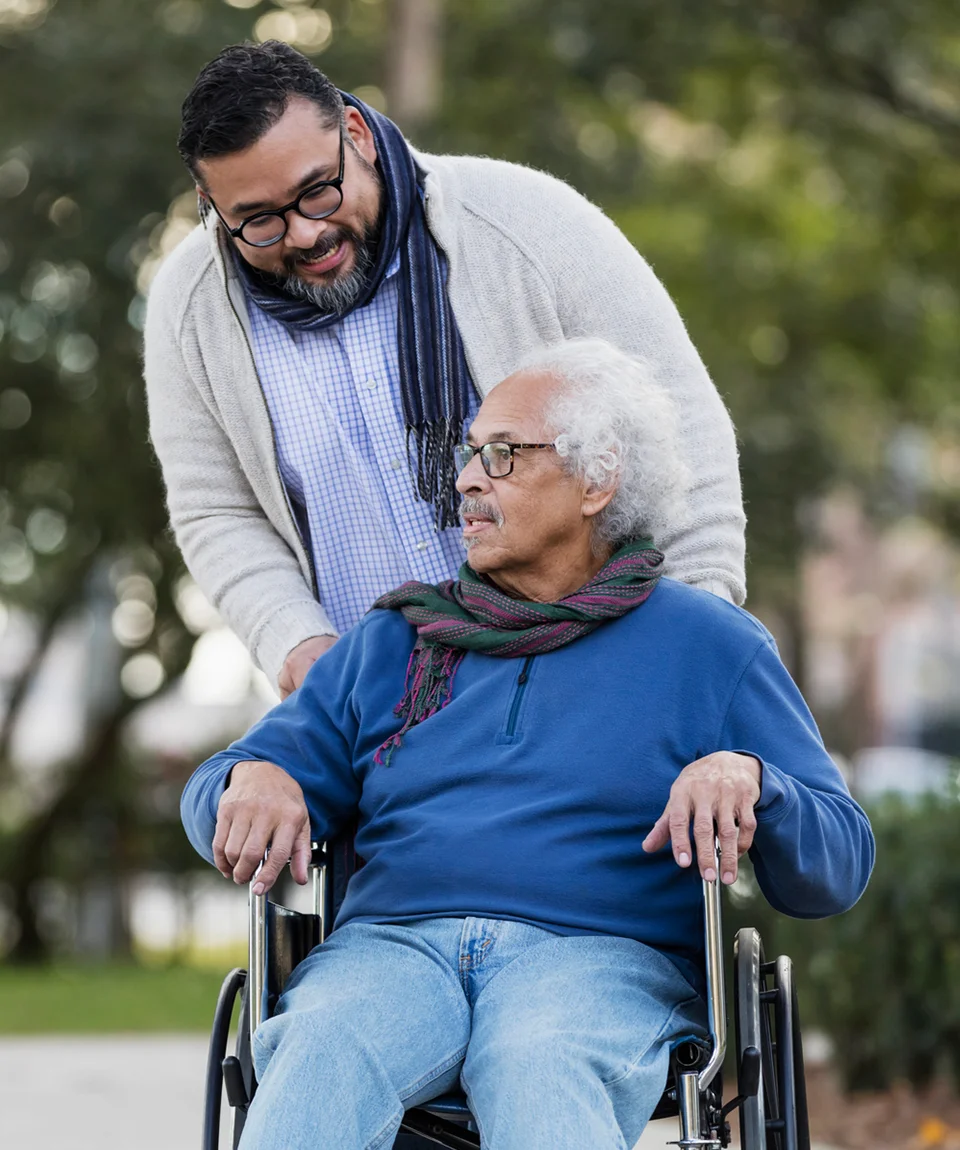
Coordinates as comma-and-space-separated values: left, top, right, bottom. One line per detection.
144, 41, 747, 695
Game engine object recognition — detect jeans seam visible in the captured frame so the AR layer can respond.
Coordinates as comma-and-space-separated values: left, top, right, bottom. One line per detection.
398, 1042, 470, 1103
461, 1079, 489, 1149
601, 992, 705, 1087
364, 1106, 405, 1150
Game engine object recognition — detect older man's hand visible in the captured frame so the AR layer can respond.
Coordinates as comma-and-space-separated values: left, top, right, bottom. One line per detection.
278, 634, 338, 699
213, 761, 311, 894
642, 751, 761, 885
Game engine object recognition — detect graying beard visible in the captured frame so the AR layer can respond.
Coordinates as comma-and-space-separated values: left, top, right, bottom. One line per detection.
281, 245, 374, 316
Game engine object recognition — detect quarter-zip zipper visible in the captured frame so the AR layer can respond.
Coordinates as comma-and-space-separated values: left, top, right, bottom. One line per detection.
505, 655, 535, 738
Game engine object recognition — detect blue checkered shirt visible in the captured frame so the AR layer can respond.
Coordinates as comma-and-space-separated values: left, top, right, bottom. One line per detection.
245, 255, 479, 635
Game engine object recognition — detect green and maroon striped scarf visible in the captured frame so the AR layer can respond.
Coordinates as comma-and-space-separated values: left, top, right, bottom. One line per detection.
372, 539, 664, 764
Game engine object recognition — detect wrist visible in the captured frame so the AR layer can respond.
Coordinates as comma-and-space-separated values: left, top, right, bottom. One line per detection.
730, 750, 763, 798
227, 759, 277, 787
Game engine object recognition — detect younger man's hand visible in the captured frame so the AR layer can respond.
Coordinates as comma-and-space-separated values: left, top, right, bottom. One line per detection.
213, 760, 311, 894
278, 635, 338, 699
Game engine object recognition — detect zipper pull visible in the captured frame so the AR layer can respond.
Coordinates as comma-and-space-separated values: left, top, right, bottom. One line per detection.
517, 655, 534, 685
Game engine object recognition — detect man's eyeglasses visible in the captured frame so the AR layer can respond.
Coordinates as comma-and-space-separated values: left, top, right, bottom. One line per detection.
208, 131, 346, 248
454, 441, 556, 479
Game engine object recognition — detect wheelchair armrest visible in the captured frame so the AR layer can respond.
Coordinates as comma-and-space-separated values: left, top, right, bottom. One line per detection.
248, 844, 329, 1052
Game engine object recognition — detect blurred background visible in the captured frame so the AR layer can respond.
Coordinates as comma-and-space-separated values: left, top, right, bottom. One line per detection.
1, 0, 959, 1145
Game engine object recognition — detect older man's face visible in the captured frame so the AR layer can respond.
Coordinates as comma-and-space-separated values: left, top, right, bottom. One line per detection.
456, 371, 603, 598
196, 98, 383, 313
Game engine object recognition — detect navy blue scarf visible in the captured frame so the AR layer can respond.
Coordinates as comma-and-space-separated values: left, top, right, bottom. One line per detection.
233, 94, 474, 530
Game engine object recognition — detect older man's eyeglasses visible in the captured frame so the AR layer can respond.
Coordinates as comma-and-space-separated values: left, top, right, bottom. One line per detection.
454, 441, 556, 479
208, 131, 346, 248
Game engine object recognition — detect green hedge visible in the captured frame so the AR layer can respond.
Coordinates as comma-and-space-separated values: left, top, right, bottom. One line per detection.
0, 963, 229, 1034
727, 790, 960, 1091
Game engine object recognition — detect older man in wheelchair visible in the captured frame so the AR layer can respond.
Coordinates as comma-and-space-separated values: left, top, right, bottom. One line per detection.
181, 337, 874, 1150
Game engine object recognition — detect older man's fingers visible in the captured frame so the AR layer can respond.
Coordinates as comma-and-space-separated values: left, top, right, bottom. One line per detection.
212, 809, 240, 879
642, 811, 672, 855
289, 822, 312, 886
668, 804, 694, 868
737, 806, 758, 856
218, 812, 254, 876
232, 822, 274, 886
692, 808, 717, 881
252, 823, 296, 894
717, 802, 740, 884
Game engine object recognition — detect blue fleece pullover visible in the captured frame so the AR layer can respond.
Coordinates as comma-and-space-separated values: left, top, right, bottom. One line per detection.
181, 579, 874, 988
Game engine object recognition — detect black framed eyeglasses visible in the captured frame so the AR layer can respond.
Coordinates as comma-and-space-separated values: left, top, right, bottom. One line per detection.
208, 131, 346, 248
454, 441, 556, 479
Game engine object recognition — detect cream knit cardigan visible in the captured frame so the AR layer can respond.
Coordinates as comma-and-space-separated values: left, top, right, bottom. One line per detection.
144, 151, 746, 688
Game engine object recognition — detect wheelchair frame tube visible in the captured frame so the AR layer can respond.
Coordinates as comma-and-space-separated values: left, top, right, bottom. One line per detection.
248, 847, 326, 1052
249, 859, 269, 1051
698, 846, 726, 1092
311, 842, 326, 936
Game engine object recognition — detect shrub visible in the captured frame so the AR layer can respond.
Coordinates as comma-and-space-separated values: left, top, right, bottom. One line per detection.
727, 790, 960, 1091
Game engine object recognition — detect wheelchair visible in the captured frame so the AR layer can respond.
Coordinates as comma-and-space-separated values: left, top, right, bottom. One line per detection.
202, 837, 810, 1150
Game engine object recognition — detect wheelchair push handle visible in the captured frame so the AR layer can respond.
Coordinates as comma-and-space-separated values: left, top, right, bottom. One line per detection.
248, 857, 269, 1047
248, 843, 326, 1050
699, 838, 727, 1091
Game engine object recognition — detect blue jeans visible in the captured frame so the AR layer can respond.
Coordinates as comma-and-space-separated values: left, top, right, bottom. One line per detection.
241, 917, 706, 1150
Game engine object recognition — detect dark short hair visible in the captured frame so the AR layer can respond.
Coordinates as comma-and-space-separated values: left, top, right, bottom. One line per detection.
178, 41, 344, 179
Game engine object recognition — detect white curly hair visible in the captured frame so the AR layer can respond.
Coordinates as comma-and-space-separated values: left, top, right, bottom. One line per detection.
514, 337, 691, 551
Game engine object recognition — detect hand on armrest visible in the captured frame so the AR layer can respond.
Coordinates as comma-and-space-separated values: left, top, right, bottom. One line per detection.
212, 760, 311, 894
641, 751, 761, 885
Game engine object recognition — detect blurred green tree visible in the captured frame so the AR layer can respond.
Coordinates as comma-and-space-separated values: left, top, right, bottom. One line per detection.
0, 0, 957, 960
428, 0, 960, 691
0, 0, 268, 959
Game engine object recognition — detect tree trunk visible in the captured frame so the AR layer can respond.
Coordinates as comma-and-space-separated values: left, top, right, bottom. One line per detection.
383, 0, 444, 134
0, 564, 91, 782
4, 701, 134, 963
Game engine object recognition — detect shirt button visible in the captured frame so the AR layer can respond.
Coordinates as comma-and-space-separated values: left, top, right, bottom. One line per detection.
416, 540, 430, 551
364, 379, 377, 390
390, 458, 403, 471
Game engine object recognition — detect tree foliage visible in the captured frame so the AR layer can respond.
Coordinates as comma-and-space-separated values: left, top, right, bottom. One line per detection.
0, 0, 957, 961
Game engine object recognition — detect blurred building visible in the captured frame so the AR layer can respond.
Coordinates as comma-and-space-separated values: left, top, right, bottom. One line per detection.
802, 489, 960, 798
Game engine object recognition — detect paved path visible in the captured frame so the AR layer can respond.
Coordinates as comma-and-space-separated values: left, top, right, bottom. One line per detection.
0, 1034, 684, 1149
0, 1036, 224, 1150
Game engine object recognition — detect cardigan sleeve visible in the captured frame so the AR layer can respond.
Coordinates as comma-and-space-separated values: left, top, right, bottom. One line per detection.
143, 241, 337, 687
513, 173, 746, 604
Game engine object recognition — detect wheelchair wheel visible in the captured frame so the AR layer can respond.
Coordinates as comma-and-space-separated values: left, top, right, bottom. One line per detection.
202, 967, 259, 1150
231, 983, 256, 1149
203, 968, 246, 1150
734, 928, 810, 1150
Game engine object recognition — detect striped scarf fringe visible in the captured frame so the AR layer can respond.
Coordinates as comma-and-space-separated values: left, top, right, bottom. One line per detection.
373, 539, 665, 764
231, 93, 473, 530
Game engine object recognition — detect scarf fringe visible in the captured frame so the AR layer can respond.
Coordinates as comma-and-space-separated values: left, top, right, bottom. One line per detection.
407, 420, 464, 530
373, 541, 664, 764
374, 643, 466, 766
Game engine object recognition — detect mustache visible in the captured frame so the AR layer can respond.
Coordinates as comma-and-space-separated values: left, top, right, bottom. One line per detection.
459, 497, 504, 528
282, 229, 350, 273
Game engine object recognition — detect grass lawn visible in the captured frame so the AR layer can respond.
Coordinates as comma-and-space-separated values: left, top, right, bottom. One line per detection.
0, 962, 239, 1034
